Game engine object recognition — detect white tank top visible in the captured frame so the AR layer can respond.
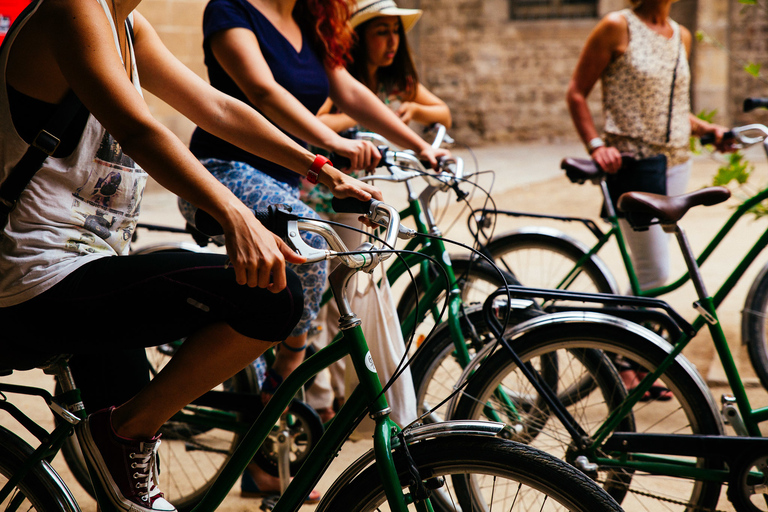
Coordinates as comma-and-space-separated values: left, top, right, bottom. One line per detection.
0, 0, 147, 306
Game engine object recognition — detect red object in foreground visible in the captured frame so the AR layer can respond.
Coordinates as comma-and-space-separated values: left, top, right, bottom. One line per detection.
0, 0, 30, 46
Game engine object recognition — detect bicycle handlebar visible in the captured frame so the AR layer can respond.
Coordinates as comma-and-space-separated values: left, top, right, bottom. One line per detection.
328, 124, 466, 194
744, 97, 768, 113
194, 199, 407, 269
699, 131, 734, 146
700, 123, 768, 149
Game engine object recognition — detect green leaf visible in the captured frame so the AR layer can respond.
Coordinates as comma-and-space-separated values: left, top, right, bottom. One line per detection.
740, 0, 758, 5
745, 62, 762, 77
696, 109, 717, 123
712, 151, 753, 187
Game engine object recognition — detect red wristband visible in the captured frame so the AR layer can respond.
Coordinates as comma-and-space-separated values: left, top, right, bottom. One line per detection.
306, 155, 330, 184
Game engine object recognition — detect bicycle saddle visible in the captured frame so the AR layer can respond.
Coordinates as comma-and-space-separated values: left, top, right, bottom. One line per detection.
617, 187, 731, 225
560, 158, 603, 185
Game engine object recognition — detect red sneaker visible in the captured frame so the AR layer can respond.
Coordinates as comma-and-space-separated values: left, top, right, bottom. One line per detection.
80, 407, 175, 512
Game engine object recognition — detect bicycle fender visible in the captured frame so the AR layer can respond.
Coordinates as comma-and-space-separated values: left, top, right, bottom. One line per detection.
316, 420, 510, 512
445, 310, 720, 429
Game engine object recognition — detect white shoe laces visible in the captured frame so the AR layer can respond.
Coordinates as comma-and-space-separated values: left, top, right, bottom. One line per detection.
130, 439, 162, 504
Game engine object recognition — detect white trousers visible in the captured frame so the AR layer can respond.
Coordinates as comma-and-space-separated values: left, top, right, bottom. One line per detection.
619, 160, 692, 292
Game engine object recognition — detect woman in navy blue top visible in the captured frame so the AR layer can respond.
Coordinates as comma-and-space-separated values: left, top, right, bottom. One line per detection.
179, 2, 447, 497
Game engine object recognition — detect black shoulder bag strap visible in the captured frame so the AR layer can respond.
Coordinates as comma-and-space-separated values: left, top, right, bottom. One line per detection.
0, 90, 84, 228
665, 34, 682, 144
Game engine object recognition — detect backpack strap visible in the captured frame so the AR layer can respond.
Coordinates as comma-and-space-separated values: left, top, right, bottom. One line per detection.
0, 90, 84, 228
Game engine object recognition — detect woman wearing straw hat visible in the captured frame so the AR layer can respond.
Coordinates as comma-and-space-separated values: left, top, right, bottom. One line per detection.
318, 0, 451, 135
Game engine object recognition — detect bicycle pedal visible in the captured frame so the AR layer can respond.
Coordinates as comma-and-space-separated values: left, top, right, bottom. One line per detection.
260, 495, 279, 511
721, 394, 749, 436
573, 456, 599, 479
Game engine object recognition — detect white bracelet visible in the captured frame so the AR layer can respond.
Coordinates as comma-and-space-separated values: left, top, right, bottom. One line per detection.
586, 137, 605, 154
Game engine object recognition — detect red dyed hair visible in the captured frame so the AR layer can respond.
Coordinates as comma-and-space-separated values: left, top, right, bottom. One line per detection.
294, 0, 354, 69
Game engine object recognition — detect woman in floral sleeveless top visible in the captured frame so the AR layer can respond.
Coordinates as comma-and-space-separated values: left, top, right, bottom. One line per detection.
565, 0, 733, 400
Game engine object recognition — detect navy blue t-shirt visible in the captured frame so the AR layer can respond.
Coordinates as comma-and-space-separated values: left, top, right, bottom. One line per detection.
190, 0, 330, 188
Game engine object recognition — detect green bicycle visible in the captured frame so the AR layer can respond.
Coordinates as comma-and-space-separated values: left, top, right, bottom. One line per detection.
0, 199, 624, 512
443, 173, 768, 511
474, 112, 768, 390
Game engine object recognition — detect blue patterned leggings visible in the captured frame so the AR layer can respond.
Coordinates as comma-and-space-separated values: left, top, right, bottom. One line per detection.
178, 159, 327, 337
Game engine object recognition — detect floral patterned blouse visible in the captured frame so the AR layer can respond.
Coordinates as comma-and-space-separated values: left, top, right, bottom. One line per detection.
602, 9, 691, 167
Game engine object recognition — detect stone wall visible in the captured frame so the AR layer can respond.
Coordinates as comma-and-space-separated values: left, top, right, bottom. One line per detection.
403, 0, 734, 145
406, 0, 597, 145
137, 0, 739, 147
727, 0, 768, 127
140, 0, 207, 145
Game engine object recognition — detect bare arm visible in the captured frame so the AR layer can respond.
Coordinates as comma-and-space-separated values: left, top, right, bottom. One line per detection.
13, 4, 376, 290
208, 27, 380, 171
676, 26, 730, 151
328, 67, 448, 167
565, 13, 626, 173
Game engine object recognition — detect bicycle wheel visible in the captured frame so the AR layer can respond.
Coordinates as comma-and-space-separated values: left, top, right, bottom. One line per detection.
59, 359, 258, 512
0, 426, 80, 512
450, 315, 724, 512
742, 263, 768, 391
486, 229, 617, 294
316, 435, 624, 512
410, 305, 541, 423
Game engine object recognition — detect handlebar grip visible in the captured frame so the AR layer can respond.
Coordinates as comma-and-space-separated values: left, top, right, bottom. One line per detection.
699, 130, 734, 146
194, 204, 291, 237
328, 152, 351, 170
194, 209, 225, 236
331, 197, 374, 214
744, 98, 768, 112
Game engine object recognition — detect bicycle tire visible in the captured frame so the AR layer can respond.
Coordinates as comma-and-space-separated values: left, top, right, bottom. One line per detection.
0, 426, 80, 512
742, 262, 768, 391
485, 229, 617, 295
409, 305, 541, 423
450, 316, 724, 512
315, 435, 624, 512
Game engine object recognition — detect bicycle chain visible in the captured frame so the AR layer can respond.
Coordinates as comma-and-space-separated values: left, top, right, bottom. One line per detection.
595, 478, 729, 512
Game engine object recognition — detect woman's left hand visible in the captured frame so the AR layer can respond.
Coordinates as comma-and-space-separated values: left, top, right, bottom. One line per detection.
396, 102, 419, 124
710, 124, 738, 153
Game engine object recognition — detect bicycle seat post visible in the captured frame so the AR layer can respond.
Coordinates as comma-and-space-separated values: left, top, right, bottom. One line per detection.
599, 180, 617, 218
670, 224, 710, 302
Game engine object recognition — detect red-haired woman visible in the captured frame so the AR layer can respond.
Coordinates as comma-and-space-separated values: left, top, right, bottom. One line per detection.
178, 0, 445, 498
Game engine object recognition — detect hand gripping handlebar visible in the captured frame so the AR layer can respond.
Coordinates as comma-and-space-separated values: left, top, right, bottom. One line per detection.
194, 199, 406, 269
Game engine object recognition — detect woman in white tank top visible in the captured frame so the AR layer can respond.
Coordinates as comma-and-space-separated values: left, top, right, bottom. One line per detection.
0, 0, 382, 510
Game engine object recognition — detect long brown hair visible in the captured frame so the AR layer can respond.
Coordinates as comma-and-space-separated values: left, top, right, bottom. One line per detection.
293, 0, 355, 69
347, 18, 418, 101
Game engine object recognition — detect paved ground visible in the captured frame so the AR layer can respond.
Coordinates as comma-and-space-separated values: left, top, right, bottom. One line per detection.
5, 139, 768, 511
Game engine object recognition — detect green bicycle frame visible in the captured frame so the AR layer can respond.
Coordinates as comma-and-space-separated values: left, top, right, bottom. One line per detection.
0, 316, 422, 512
583, 197, 768, 484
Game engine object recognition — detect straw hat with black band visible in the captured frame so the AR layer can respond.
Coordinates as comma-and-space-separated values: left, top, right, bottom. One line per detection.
349, 0, 423, 32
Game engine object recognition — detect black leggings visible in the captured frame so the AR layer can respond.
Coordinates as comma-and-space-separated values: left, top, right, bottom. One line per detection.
1, 252, 303, 410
